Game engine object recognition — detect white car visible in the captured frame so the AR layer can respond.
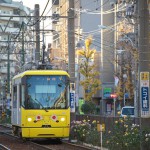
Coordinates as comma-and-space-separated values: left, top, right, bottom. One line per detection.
120, 106, 135, 117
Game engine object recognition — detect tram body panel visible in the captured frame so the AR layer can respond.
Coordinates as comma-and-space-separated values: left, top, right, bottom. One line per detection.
11, 70, 70, 139
11, 79, 22, 126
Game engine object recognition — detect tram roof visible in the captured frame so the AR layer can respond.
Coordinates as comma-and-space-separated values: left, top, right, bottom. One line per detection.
12, 70, 69, 79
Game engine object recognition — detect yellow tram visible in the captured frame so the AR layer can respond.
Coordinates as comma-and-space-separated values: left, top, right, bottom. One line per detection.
11, 70, 70, 140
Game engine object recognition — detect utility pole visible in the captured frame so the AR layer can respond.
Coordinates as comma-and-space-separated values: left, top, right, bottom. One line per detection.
7, 35, 10, 94
138, 1, 149, 149
68, 0, 75, 82
68, 0, 76, 117
42, 20, 46, 65
7, 34, 11, 117
35, 4, 40, 63
22, 21, 25, 66
138, 0, 150, 118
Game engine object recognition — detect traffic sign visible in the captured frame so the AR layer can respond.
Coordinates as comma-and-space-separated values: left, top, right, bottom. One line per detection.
140, 72, 149, 81
141, 81, 149, 87
141, 87, 149, 111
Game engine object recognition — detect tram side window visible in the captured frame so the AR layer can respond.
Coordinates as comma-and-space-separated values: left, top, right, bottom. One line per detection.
13, 86, 17, 108
21, 85, 25, 108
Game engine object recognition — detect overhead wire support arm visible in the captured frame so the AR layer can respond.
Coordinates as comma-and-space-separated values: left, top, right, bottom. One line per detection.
0, 40, 42, 42
31, 29, 55, 32
0, 15, 73, 18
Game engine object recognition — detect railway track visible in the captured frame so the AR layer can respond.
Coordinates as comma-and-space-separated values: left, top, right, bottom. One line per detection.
0, 144, 10, 150
0, 124, 94, 150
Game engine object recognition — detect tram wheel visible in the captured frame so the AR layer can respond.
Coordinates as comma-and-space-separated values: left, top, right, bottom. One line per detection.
17, 128, 22, 138
22, 138, 29, 142
56, 138, 62, 144
12, 126, 18, 136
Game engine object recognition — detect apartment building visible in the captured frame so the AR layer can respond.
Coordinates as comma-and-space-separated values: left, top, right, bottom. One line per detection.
0, 0, 31, 111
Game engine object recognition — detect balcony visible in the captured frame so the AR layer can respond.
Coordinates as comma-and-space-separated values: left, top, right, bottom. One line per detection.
0, 66, 15, 74
0, 14, 20, 22
0, 67, 7, 74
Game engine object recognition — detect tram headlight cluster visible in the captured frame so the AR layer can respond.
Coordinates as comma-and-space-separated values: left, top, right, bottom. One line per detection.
60, 117, 65, 122
27, 116, 65, 122
27, 117, 32, 122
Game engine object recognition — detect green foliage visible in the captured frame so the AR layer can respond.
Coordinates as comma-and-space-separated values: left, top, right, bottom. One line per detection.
86, 129, 100, 146
70, 117, 150, 149
70, 120, 91, 142
103, 117, 150, 150
81, 101, 96, 114
141, 128, 150, 150
70, 119, 100, 145
0, 115, 11, 124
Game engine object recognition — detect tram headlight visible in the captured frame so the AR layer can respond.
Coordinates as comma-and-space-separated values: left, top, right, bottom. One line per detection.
27, 117, 32, 122
60, 117, 65, 122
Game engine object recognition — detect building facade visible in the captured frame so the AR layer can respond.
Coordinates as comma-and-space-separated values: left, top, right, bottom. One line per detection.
0, 0, 32, 113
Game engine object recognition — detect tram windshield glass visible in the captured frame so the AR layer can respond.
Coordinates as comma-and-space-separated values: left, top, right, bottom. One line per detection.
24, 75, 69, 109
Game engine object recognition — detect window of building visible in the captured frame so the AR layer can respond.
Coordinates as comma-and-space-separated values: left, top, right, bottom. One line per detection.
13, 9, 20, 15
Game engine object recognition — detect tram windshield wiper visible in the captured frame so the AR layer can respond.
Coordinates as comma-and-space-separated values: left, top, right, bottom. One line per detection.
34, 99, 49, 112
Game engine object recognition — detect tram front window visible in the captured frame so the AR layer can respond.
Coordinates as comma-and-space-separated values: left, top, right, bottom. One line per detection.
25, 75, 69, 109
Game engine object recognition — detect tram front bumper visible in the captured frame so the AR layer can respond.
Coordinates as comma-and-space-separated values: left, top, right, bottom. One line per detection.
22, 127, 70, 138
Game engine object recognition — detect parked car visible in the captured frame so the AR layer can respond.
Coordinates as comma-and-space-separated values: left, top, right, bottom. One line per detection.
120, 106, 135, 117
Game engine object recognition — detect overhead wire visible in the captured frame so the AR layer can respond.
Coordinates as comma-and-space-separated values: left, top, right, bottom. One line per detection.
73, 3, 126, 15
44, 0, 79, 30
94, 0, 109, 11
60, 0, 79, 16
45, 0, 58, 16
44, 0, 124, 33
26, 0, 50, 27
81, 20, 124, 36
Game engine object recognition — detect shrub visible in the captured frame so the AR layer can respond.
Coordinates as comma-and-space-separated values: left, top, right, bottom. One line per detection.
70, 117, 150, 149
103, 117, 141, 150
86, 120, 100, 146
81, 101, 96, 114
70, 120, 91, 142
141, 128, 150, 150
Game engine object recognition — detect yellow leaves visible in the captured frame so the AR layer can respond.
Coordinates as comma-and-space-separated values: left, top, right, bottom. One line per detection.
87, 49, 96, 58
115, 121, 118, 124
76, 48, 96, 59
117, 111, 121, 115
76, 36, 96, 59
77, 36, 101, 101
85, 36, 92, 49
76, 49, 86, 57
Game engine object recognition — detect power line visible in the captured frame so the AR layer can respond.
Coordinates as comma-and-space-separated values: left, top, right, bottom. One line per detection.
26, 0, 50, 26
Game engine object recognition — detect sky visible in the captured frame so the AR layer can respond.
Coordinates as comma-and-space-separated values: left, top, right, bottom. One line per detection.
15, 0, 53, 46
15, 0, 50, 14
15, 0, 47, 10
